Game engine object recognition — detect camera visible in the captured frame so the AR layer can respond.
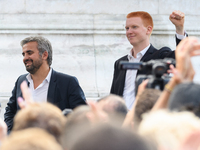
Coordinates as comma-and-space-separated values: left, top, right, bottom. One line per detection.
119, 58, 175, 95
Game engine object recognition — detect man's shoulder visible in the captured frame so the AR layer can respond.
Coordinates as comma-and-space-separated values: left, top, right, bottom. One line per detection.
52, 70, 78, 82
158, 46, 172, 51
147, 45, 174, 60
17, 73, 28, 82
156, 46, 173, 56
18, 73, 28, 78
115, 55, 128, 63
149, 44, 172, 52
148, 44, 173, 54
51, 70, 80, 89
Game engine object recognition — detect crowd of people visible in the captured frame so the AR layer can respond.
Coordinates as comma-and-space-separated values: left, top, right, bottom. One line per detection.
0, 9, 200, 150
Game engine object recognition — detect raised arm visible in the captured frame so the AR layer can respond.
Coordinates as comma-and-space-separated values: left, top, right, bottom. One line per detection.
152, 37, 200, 111
122, 79, 148, 129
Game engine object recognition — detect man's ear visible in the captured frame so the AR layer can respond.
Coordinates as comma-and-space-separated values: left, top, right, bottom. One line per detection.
42, 51, 48, 60
146, 26, 153, 35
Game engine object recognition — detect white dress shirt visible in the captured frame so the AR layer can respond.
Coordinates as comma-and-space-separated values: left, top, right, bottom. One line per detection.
123, 44, 150, 110
26, 68, 52, 102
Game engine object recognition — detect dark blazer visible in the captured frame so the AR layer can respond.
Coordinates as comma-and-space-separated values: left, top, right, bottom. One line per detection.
4, 69, 86, 133
110, 37, 181, 96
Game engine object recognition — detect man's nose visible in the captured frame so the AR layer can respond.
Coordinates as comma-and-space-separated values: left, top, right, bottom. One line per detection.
126, 28, 132, 34
23, 53, 29, 61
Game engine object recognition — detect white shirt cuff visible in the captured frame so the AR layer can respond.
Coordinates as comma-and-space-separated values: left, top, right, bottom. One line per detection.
176, 31, 187, 40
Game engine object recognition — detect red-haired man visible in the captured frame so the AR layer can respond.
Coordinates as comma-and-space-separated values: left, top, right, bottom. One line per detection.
110, 11, 186, 110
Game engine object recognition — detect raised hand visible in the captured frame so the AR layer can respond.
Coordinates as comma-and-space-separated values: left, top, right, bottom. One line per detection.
122, 79, 148, 129
169, 10, 185, 35
152, 37, 200, 111
175, 37, 200, 82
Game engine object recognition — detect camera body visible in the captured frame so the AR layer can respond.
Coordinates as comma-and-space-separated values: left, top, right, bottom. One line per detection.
119, 58, 175, 95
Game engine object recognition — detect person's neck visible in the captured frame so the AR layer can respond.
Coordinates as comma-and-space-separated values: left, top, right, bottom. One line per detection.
131, 41, 150, 58
30, 65, 50, 89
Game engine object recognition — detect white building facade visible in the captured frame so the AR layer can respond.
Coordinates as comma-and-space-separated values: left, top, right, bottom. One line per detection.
0, 0, 200, 118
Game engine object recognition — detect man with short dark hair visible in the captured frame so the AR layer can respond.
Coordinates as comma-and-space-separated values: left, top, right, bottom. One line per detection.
168, 82, 200, 118
70, 124, 155, 150
97, 94, 128, 117
4, 36, 86, 133
134, 88, 161, 129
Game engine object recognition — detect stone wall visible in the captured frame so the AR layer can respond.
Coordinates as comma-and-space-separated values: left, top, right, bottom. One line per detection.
0, 0, 200, 118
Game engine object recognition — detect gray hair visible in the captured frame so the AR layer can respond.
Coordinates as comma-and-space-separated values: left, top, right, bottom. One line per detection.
20, 36, 53, 66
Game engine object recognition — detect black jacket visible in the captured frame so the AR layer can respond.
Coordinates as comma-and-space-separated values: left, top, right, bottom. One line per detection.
110, 37, 181, 96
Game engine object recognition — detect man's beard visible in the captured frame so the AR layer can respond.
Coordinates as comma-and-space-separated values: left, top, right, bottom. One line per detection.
24, 58, 43, 74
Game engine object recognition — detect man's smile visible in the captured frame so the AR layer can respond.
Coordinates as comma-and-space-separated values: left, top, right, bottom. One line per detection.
24, 59, 33, 66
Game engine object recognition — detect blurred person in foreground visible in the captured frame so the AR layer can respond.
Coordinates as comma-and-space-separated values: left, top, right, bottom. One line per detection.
1, 128, 62, 150
60, 103, 110, 150
168, 82, 200, 118
70, 124, 155, 150
133, 88, 161, 130
139, 110, 200, 150
97, 94, 128, 124
0, 118, 7, 146
12, 102, 66, 143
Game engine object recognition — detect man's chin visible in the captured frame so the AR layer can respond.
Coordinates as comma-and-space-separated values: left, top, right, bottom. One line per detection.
129, 41, 137, 46
128, 39, 135, 43
26, 68, 35, 74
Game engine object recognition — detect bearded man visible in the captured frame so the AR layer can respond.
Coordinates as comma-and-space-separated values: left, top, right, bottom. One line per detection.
4, 36, 86, 133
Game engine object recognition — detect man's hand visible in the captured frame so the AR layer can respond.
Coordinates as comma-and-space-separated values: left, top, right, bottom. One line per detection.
86, 101, 108, 124
175, 37, 200, 80
152, 37, 200, 112
169, 10, 185, 35
0, 118, 7, 140
167, 37, 200, 83
17, 81, 34, 109
136, 79, 148, 97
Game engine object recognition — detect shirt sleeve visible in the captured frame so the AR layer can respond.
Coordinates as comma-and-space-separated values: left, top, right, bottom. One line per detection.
176, 31, 187, 39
